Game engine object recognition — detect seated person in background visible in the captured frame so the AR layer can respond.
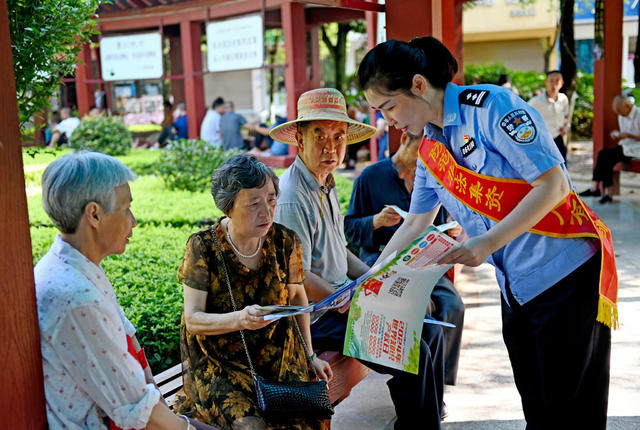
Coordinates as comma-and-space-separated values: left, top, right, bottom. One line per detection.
35, 152, 215, 430
175, 154, 332, 430
528, 70, 569, 162
200, 97, 226, 147
345, 131, 465, 387
580, 94, 640, 204
172, 102, 189, 140
154, 100, 175, 148
220, 101, 248, 151
44, 111, 61, 146
272, 88, 447, 429
269, 108, 290, 156
48, 107, 80, 148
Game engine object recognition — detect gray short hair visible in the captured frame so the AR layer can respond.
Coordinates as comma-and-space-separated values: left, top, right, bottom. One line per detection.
42, 152, 135, 234
211, 154, 279, 215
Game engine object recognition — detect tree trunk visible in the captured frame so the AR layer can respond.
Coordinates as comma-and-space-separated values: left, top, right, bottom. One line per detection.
635, 3, 640, 85
560, 0, 577, 101
321, 23, 351, 94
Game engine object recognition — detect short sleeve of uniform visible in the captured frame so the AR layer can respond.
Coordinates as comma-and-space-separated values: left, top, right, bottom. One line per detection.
486, 92, 563, 183
178, 234, 209, 291
409, 161, 441, 214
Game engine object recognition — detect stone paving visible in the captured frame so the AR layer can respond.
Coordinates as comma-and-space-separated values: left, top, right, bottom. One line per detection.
331, 141, 640, 429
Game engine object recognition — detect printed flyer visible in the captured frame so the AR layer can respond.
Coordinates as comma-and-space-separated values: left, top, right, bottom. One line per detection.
259, 253, 396, 321
343, 226, 458, 374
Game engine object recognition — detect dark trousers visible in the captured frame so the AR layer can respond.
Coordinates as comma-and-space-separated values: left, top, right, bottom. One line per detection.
311, 311, 445, 430
592, 145, 631, 188
553, 135, 567, 163
430, 276, 465, 386
501, 252, 610, 430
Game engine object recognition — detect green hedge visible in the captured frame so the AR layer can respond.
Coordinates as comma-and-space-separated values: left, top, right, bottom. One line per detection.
27, 149, 354, 373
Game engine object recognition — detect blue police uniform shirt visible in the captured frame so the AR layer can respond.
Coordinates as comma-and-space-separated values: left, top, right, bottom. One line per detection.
410, 82, 599, 305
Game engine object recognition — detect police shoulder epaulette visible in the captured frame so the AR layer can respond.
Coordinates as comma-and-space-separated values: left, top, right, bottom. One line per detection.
459, 89, 490, 108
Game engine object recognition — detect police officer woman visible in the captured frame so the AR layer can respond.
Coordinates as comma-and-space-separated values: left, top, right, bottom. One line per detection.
359, 37, 615, 430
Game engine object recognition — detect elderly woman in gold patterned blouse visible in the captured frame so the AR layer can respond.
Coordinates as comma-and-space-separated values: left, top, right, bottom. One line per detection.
174, 154, 332, 430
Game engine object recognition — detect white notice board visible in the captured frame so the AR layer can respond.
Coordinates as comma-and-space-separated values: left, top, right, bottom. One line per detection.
100, 33, 163, 81
207, 15, 264, 72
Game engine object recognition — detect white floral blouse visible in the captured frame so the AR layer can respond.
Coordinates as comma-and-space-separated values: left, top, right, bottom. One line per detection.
34, 235, 160, 429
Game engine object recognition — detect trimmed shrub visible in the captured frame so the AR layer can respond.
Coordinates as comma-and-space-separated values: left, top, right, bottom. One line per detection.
70, 116, 133, 155
157, 139, 240, 192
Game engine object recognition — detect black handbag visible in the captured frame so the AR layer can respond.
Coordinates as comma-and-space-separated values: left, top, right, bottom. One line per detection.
211, 231, 334, 420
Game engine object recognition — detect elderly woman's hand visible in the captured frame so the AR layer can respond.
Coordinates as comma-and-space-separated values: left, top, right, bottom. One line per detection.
311, 357, 333, 382
238, 305, 274, 331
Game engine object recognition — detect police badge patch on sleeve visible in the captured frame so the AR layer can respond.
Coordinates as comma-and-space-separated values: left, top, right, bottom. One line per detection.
499, 109, 537, 145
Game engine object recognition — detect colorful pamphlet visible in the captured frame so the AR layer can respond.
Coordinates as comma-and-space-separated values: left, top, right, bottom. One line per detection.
343, 226, 458, 374
259, 253, 397, 321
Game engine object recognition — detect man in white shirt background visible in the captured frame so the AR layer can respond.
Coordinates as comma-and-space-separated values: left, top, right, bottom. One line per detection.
48, 107, 81, 148
580, 94, 640, 203
199, 97, 226, 146
528, 70, 570, 162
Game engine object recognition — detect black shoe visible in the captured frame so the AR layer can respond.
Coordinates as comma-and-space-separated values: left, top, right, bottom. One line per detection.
579, 188, 601, 197
599, 194, 613, 204
441, 402, 448, 421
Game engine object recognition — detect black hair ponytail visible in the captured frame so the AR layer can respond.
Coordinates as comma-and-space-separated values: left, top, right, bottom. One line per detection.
358, 36, 458, 93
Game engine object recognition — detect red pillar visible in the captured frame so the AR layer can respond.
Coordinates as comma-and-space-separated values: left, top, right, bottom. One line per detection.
366, 7, 379, 163
180, 20, 205, 139
0, 0, 47, 427
169, 34, 186, 106
593, 2, 623, 164
385, 0, 435, 153
75, 43, 95, 117
308, 26, 322, 89
281, 2, 308, 156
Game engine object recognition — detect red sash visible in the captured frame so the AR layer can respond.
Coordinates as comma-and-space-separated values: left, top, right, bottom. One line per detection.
419, 138, 619, 328
109, 335, 149, 430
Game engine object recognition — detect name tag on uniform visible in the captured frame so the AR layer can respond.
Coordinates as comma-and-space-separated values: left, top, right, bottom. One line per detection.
461, 135, 477, 157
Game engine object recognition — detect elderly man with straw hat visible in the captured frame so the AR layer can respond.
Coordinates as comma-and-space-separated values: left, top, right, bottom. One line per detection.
272, 88, 446, 429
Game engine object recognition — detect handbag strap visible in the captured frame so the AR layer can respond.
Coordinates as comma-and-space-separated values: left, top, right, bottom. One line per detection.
211, 229, 258, 377
210, 225, 320, 380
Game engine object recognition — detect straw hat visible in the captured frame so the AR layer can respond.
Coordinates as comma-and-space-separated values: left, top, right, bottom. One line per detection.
269, 88, 377, 145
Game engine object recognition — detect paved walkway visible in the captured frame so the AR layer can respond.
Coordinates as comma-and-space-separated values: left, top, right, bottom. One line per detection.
331, 141, 640, 429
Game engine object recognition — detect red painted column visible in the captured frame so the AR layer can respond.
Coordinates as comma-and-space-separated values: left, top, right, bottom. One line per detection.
180, 20, 206, 139
366, 7, 379, 163
309, 26, 322, 89
281, 1, 308, 156
593, 2, 623, 163
0, 0, 47, 427
169, 34, 186, 106
385, 0, 435, 153
75, 43, 95, 117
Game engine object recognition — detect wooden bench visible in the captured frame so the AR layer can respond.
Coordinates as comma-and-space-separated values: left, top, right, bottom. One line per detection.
154, 352, 371, 415
610, 157, 640, 194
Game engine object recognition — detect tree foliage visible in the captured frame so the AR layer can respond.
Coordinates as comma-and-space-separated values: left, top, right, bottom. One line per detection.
320, 20, 366, 94
8, 0, 101, 130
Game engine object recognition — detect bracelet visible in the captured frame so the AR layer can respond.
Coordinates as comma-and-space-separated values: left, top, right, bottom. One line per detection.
180, 415, 192, 430
307, 352, 317, 362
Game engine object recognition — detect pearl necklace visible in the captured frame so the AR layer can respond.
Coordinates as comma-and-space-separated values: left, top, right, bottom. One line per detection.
225, 223, 262, 259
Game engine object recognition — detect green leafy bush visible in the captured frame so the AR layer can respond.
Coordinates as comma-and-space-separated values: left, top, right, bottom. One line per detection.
70, 116, 133, 155
572, 72, 595, 139
156, 139, 240, 192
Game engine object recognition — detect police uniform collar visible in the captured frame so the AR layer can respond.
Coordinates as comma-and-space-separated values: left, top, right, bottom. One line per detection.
443, 82, 463, 127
